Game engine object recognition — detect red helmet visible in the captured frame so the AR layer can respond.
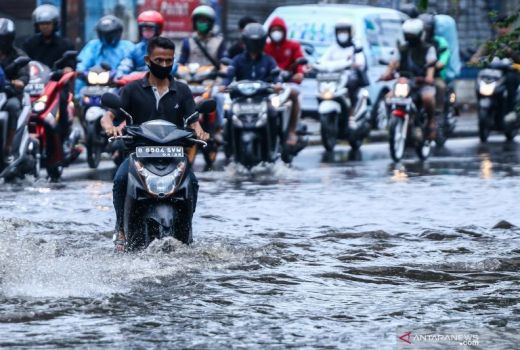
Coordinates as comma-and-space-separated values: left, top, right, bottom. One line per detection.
137, 10, 164, 37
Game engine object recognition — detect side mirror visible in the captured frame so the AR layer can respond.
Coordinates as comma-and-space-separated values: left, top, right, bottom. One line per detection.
296, 57, 308, 66
63, 50, 78, 60
196, 99, 216, 114
101, 92, 122, 109
100, 62, 112, 71
5, 56, 30, 75
220, 57, 232, 66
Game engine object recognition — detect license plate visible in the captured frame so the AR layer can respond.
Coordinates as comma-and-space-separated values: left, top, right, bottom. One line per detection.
25, 83, 44, 95
389, 97, 411, 105
136, 146, 184, 158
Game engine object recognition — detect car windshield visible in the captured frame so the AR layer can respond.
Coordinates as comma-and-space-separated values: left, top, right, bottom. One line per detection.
364, 15, 403, 61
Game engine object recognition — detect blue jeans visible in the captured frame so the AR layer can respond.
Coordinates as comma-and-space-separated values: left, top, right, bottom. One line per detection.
112, 158, 199, 231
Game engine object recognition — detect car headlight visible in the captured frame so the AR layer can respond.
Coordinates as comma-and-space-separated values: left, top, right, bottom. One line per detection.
394, 83, 410, 98
479, 81, 496, 96
32, 100, 47, 113
135, 160, 186, 196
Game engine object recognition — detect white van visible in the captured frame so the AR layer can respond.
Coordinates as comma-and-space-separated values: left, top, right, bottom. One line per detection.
264, 4, 406, 118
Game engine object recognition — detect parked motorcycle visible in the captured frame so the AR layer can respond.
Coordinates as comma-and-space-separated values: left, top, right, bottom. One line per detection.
101, 92, 215, 249
0, 57, 40, 181
176, 63, 221, 168
224, 74, 306, 169
386, 73, 432, 162
313, 60, 370, 152
476, 57, 520, 142
29, 50, 81, 181
79, 63, 125, 168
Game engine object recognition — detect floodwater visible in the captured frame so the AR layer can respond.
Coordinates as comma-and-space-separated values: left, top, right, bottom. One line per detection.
0, 137, 519, 349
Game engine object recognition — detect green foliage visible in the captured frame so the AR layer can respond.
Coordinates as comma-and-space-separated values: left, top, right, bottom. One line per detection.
483, 9, 520, 63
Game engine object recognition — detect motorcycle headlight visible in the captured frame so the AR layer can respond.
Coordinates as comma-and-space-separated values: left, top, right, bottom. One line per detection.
87, 71, 99, 85
135, 160, 186, 196
271, 95, 281, 108
394, 83, 410, 98
479, 81, 496, 96
88, 71, 110, 85
33, 100, 46, 113
319, 82, 337, 99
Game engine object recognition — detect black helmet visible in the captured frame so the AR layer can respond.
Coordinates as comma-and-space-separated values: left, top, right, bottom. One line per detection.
418, 13, 435, 42
32, 4, 60, 33
0, 18, 15, 53
242, 23, 267, 56
400, 3, 419, 19
96, 15, 123, 47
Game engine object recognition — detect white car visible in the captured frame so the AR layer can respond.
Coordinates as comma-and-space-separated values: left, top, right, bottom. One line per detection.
265, 4, 406, 125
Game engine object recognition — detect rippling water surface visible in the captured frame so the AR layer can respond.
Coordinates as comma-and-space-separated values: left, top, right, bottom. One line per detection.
0, 139, 519, 349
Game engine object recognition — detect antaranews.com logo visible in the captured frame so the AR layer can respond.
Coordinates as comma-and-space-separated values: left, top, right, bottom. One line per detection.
397, 329, 480, 349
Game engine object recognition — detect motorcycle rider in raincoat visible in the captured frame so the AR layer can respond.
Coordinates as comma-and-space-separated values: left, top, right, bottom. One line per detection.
75, 15, 134, 95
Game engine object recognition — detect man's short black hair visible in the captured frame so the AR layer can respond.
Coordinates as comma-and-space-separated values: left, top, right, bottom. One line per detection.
147, 36, 176, 56
238, 16, 257, 30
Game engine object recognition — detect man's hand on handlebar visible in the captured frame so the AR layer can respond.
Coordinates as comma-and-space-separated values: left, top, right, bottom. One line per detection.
105, 124, 125, 137
190, 121, 209, 141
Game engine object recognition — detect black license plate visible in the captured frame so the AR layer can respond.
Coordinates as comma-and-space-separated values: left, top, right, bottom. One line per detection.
136, 146, 184, 158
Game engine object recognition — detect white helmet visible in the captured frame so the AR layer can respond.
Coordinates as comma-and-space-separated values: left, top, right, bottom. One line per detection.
402, 18, 424, 36
335, 17, 354, 36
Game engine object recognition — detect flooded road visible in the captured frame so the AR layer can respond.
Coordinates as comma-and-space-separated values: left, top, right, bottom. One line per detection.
1, 136, 519, 349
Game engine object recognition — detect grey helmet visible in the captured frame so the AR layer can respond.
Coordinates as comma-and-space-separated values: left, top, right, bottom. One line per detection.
0, 18, 15, 53
96, 15, 123, 47
242, 23, 267, 55
32, 4, 60, 33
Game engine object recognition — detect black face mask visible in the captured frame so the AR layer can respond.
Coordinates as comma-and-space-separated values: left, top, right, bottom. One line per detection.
147, 60, 172, 80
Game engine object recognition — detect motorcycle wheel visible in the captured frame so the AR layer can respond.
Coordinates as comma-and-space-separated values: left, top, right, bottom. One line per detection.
320, 113, 338, 152
478, 121, 490, 143
86, 128, 102, 169
370, 92, 389, 130
505, 128, 518, 141
47, 165, 63, 182
388, 116, 407, 162
435, 116, 447, 147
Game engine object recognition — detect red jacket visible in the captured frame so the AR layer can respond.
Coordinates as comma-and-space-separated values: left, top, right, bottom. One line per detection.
264, 17, 305, 76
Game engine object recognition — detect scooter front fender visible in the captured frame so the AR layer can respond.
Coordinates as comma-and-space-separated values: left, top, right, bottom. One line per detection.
318, 100, 341, 115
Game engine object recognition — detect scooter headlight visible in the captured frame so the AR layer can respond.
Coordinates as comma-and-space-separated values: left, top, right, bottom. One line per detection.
87, 71, 110, 85
394, 83, 410, 98
479, 81, 496, 97
319, 82, 336, 100
33, 100, 47, 113
271, 95, 281, 108
135, 160, 186, 197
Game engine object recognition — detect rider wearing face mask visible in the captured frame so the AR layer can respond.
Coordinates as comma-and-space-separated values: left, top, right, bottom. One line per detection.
101, 37, 209, 252
264, 17, 305, 145
320, 18, 368, 120
116, 10, 165, 78
179, 5, 226, 136
75, 15, 134, 95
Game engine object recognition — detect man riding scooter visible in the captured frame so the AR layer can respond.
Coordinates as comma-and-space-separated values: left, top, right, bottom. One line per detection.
380, 18, 438, 141
0, 19, 30, 163
23, 4, 75, 71
264, 16, 305, 147
76, 15, 134, 96
100, 37, 208, 252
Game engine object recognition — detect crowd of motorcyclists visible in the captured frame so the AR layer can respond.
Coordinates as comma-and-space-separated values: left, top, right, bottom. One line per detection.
0, 3, 518, 250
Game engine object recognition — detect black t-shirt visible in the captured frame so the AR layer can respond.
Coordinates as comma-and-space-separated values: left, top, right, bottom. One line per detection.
22, 34, 74, 68
115, 74, 196, 128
